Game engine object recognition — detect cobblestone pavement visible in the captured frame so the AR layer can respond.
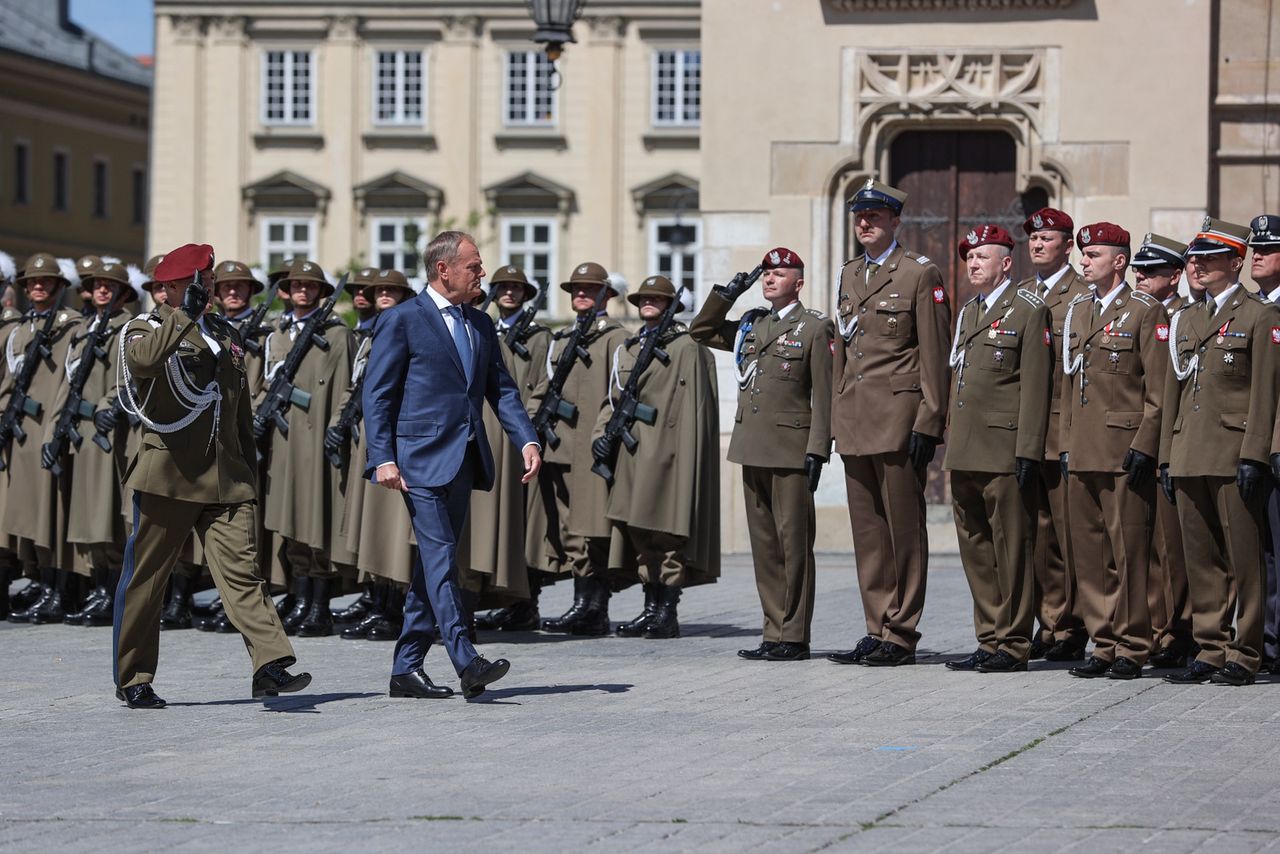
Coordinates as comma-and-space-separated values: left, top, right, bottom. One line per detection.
4, 555, 1280, 852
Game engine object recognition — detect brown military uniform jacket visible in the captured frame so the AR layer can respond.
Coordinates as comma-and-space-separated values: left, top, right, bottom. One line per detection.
943, 286, 1053, 472
1018, 267, 1090, 460
122, 305, 256, 503
832, 245, 952, 455
1060, 285, 1169, 471
1161, 287, 1280, 476
690, 294, 833, 469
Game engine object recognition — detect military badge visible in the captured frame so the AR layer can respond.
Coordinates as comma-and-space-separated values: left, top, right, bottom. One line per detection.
1032, 214, 1044, 229
1156, 324, 1169, 342
1043, 328, 1052, 346
1223, 352, 1234, 365
965, 230, 978, 245
1080, 228, 1092, 245
229, 341, 245, 371
932, 286, 945, 304
1272, 326, 1280, 344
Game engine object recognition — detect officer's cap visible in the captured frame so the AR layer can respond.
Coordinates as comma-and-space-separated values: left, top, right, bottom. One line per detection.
1249, 215, 1280, 249
1131, 233, 1188, 270
849, 178, 907, 215
1185, 216, 1250, 258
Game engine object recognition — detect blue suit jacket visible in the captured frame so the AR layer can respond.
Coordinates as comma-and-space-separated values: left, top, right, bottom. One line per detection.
362, 290, 538, 491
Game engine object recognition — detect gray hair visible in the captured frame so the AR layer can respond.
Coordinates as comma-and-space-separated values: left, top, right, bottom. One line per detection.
423, 231, 476, 282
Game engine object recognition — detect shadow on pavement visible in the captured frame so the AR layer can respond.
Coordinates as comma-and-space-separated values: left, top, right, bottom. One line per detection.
167, 691, 380, 712
469, 683, 634, 704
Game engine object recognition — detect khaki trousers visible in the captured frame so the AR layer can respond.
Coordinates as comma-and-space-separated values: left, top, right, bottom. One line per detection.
842, 451, 928, 650
742, 465, 815, 644
950, 470, 1036, 660
627, 527, 688, 588
114, 493, 295, 688
1150, 492, 1193, 652
1034, 461, 1087, 645
542, 462, 609, 579
1175, 475, 1266, 673
1067, 472, 1154, 664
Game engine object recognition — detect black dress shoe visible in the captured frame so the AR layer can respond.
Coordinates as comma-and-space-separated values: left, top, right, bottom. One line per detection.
341, 612, 380, 640
976, 650, 1027, 673
116, 684, 167, 709
10, 581, 42, 611
367, 616, 403, 642
764, 642, 810, 661
333, 589, 374, 624
737, 641, 779, 660
1028, 638, 1049, 661
252, 658, 312, 698
1147, 647, 1188, 669
1043, 640, 1086, 662
65, 587, 107, 626
826, 635, 881, 665
1107, 656, 1142, 680
1069, 655, 1112, 679
1163, 660, 1219, 684
1209, 661, 1255, 687
945, 649, 992, 671
864, 641, 915, 667
459, 655, 510, 699
79, 595, 114, 627
389, 668, 454, 699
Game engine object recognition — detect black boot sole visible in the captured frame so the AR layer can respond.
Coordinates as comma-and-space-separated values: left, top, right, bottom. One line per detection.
253, 671, 312, 698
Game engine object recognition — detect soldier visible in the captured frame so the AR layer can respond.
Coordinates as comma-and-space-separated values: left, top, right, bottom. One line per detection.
1247, 215, 1280, 670
1058, 223, 1167, 679
349, 268, 379, 334
1131, 233, 1194, 668
1160, 217, 1280, 686
211, 260, 269, 398
260, 258, 356, 637
0, 251, 22, 618
537, 263, 629, 636
3, 253, 82, 625
829, 180, 951, 667
48, 257, 142, 627
943, 226, 1053, 673
1018, 208, 1091, 661
113, 243, 309, 708
690, 248, 833, 660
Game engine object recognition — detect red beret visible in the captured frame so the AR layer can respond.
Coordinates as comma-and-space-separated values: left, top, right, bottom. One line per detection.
761, 247, 803, 270
958, 225, 1015, 260
1023, 207, 1074, 235
1076, 222, 1130, 249
152, 243, 214, 283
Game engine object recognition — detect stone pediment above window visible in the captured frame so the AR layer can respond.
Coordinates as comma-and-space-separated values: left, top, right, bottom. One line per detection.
354, 171, 444, 215
242, 170, 330, 217
484, 171, 575, 216
631, 173, 699, 217
826, 0, 1073, 9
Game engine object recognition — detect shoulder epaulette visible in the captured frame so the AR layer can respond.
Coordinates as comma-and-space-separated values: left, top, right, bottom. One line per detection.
841, 257, 858, 269
1016, 289, 1046, 308
804, 307, 827, 319
905, 251, 933, 266
1128, 290, 1157, 307
1249, 290, 1271, 304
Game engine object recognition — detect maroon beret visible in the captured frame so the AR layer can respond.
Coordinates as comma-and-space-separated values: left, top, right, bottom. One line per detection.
1023, 207, 1074, 236
152, 243, 214, 283
761, 247, 803, 270
1076, 222, 1130, 249
958, 225, 1015, 260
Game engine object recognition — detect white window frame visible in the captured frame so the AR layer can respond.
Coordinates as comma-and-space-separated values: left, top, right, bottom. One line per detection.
651, 49, 701, 128
13, 138, 30, 205
648, 216, 702, 306
499, 216, 559, 315
370, 216, 428, 276
372, 49, 425, 127
502, 50, 557, 128
92, 156, 110, 219
261, 49, 315, 126
260, 216, 316, 269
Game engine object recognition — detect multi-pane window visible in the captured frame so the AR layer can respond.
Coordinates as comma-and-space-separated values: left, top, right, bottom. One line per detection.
261, 217, 315, 270
649, 218, 701, 298
92, 159, 108, 218
371, 217, 427, 276
374, 50, 424, 125
13, 141, 29, 204
500, 217, 556, 310
263, 50, 313, 124
652, 50, 701, 127
52, 150, 68, 211
504, 51, 556, 127
131, 167, 146, 226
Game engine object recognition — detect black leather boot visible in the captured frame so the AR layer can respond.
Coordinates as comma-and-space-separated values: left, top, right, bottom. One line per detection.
569, 577, 611, 637
80, 567, 115, 627
616, 582, 661, 638
341, 584, 385, 639
282, 577, 312, 636
643, 586, 681, 639
368, 586, 405, 641
297, 577, 334, 637
160, 573, 193, 630
66, 566, 108, 626
541, 576, 588, 633
30, 568, 68, 624
500, 598, 541, 631
10, 577, 43, 613
475, 605, 514, 631
8, 581, 49, 624
333, 581, 374, 624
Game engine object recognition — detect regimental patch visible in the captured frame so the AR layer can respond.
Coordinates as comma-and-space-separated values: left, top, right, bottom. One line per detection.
932, 286, 946, 304
914, 255, 932, 265
1272, 326, 1280, 344
1156, 324, 1170, 342
1043, 328, 1052, 346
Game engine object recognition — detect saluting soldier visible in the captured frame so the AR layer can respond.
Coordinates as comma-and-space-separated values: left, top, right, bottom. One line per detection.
538, 263, 629, 636
1160, 217, 1280, 687
1058, 223, 1167, 679
1131, 233, 1195, 668
113, 243, 309, 708
1018, 208, 1091, 661
3, 253, 82, 625
593, 275, 720, 638
943, 226, 1053, 673
261, 258, 356, 638
691, 248, 833, 661
830, 180, 951, 667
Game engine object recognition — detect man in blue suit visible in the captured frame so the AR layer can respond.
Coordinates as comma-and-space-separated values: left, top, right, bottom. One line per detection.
363, 231, 542, 700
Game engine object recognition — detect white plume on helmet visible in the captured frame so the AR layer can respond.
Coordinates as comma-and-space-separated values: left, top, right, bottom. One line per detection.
56, 258, 81, 289
407, 276, 426, 295
250, 266, 270, 291
101, 255, 122, 265
606, 272, 628, 299
0, 251, 15, 283
125, 264, 149, 301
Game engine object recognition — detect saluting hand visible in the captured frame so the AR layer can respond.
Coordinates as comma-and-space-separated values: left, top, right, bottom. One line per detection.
522, 444, 542, 484
376, 462, 409, 492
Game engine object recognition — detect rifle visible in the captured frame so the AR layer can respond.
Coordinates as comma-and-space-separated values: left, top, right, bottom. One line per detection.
590, 284, 690, 484
503, 301, 542, 359
41, 310, 117, 476
238, 293, 275, 356
253, 277, 345, 441
325, 370, 364, 469
0, 308, 59, 470
530, 286, 608, 450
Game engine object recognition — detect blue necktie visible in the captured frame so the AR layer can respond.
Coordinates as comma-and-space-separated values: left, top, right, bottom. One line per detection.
446, 305, 473, 383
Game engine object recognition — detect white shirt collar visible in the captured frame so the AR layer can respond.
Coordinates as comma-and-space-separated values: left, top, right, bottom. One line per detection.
1267, 285, 1280, 305
1095, 281, 1126, 313
775, 301, 800, 320
867, 241, 899, 267
1037, 263, 1071, 290
978, 277, 1012, 310
1162, 294, 1180, 308
427, 284, 457, 311
1212, 283, 1241, 314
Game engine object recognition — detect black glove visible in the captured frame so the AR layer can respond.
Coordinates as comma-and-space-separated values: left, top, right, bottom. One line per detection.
93, 407, 118, 435
1237, 459, 1267, 503
1272, 453, 1280, 485
1121, 448, 1156, 490
1159, 464, 1176, 506
591, 436, 613, 464
804, 454, 824, 493
324, 425, 347, 456
40, 442, 58, 471
1015, 457, 1038, 491
1059, 452, 1069, 480
180, 278, 209, 320
906, 431, 939, 470
252, 418, 268, 443
716, 272, 752, 302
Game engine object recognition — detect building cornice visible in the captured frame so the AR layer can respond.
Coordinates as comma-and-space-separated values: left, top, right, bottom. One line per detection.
825, 0, 1073, 9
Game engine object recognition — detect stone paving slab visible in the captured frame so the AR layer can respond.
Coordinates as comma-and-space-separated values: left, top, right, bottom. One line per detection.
4, 555, 1280, 852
